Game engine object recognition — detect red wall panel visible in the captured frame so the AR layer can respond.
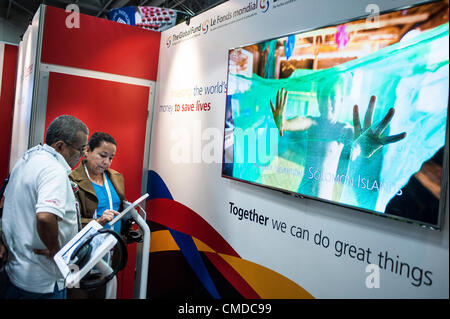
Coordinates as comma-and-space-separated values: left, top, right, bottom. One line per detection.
44, 72, 149, 298
42, 6, 160, 81
44, 73, 149, 202
0, 44, 18, 183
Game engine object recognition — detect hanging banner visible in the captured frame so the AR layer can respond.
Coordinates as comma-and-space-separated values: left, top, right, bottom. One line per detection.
108, 6, 136, 26
108, 6, 178, 32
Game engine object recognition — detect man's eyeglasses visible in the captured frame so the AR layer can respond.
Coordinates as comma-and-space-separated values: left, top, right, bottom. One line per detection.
64, 141, 87, 154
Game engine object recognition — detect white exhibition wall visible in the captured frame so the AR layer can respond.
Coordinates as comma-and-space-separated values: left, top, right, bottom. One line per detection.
150, 0, 449, 298
8, 7, 41, 171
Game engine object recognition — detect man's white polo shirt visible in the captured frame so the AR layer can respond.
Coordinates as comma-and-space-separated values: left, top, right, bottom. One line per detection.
2, 144, 79, 293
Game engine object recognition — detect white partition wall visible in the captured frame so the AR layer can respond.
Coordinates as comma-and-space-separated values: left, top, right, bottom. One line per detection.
8, 7, 42, 171
147, 0, 449, 298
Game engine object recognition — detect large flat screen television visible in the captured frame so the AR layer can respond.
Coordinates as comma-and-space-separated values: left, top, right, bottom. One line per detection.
222, 0, 449, 229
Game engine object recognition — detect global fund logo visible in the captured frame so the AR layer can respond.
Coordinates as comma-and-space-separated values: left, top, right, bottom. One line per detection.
166, 35, 172, 48
166, 0, 271, 49
259, 0, 270, 12
202, 19, 209, 34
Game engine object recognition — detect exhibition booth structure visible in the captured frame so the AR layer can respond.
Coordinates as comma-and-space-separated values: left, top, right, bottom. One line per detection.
5, 0, 450, 299
0, 41, 17, 184
8, 5, 159, 299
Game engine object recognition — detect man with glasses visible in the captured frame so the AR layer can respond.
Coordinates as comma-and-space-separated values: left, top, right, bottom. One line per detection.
0, 115, 88, 299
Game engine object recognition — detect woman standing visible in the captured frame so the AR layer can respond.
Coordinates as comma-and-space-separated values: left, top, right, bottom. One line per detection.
70, 132, 125, 231
68, 132, 126, 299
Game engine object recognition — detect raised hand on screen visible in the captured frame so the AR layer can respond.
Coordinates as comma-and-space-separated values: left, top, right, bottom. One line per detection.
270, 88, 318, 136
270, 88, 288, 136
351, 95, 407, 159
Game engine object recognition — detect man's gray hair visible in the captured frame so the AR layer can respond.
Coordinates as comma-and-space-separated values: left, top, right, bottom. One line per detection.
45, 115, 89, 146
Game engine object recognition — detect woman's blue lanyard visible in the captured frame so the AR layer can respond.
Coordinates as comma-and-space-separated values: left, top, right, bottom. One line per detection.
84, 164, 113, 218
84, 164, 115, 264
